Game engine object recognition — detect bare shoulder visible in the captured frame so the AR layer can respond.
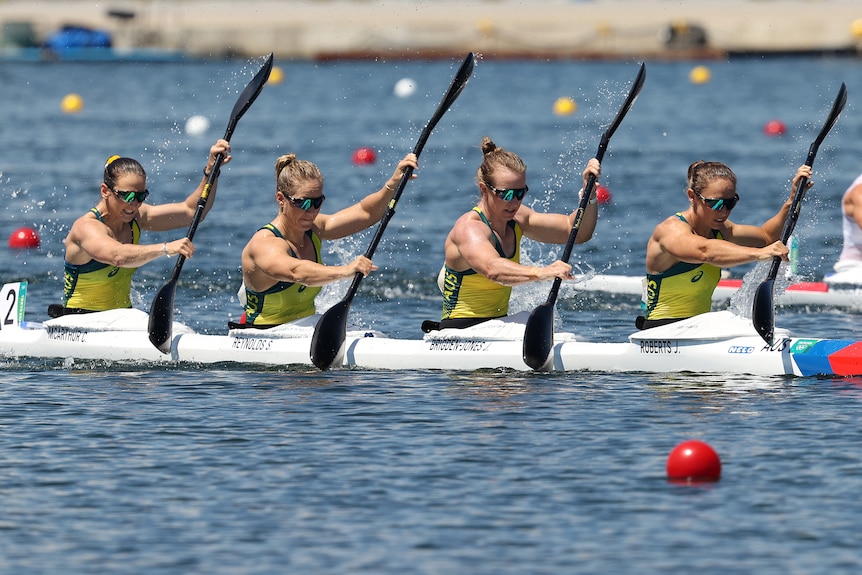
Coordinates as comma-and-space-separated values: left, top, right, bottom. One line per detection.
652, 214, 686, 239
449, 210, 485, 241
69, 210, 105, 239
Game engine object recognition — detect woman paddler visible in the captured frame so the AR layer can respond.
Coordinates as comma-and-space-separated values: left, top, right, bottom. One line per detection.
424, 135, 601, 331
58, 139, 231, 316
638, 160, 812, 329
237, 152, 418, 328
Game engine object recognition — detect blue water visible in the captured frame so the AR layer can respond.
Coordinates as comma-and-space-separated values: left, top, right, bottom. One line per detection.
2, 56, 862, 574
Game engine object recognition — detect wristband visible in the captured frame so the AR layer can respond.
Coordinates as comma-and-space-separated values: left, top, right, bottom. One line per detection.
163, 242, 173, 258
203, 166, 221, 178
578, 188, 598, 205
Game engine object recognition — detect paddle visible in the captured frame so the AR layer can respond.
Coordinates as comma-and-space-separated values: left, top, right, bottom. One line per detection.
310, 52, 475, 370
148, 53, 274, 353
522, 62, 646, 371
752, 82, 847, 346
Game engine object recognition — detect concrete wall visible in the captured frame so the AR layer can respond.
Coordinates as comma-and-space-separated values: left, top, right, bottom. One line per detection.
1, 0, 861, 59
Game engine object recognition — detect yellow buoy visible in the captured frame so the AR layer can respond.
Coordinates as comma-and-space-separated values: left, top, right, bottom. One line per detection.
851, 18, 862, 40
60, 93, 84, 114
476, 17, 493, 36
268, 66, 284, 85
553, 96, 577, 116
689, 65, 711, 85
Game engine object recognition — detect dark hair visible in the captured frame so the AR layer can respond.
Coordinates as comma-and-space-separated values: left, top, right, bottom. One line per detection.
476, 136, 526, 188
687, 160, 736, 195
275, 153, 324, 197
103, 155, 146, 189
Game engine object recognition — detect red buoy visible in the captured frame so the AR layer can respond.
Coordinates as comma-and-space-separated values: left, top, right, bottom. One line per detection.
763, 120, 787, 136
352, 147, 377, 165
8, 226, 40, 249
666, 440, 721, 482
596, 184, 612, 204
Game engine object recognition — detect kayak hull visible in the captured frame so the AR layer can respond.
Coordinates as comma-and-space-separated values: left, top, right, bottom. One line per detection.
3, 307, 861, 377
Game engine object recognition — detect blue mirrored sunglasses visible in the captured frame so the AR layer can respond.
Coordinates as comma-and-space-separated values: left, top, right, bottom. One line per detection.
287, 195, 325, 210
112, 188, 150, 203
695, 190, 739, 211
487, 183, 528, 201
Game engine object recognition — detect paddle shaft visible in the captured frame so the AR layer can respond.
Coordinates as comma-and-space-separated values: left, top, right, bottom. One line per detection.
148, 53, 274, 352
310, 53, 475, 370
767, 83, 847, 278
522, 63, 645, 371
543, 63, 646, 309
165, 155, 226, 281
342, 53, 475, 304
164, 56, 275, 281
752, 82, 846, 344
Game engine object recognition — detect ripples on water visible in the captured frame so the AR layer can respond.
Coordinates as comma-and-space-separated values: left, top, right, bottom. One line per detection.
1, 56, 862, 573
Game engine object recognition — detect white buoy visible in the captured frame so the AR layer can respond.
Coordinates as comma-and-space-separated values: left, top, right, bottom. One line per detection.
394, 78, 416, 98
185, 115, 210, 136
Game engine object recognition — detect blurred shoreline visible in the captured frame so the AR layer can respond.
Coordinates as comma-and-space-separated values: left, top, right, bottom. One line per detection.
1, 0, 861, 61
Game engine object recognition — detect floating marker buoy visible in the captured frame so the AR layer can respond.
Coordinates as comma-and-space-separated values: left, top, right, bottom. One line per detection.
553, 97, 577, 116
476, 17, 493, 36
185, 115, 210, 136
596, 184, 612, 204
689, 65, 711, 85
352, 147, 377, 165
8, 226, 40, 249
60, 93, 84, 114
763, 119, 787, 136
851, 18, 862, 39
268, 66, 284, 85
666, 440, 721, 483
394, 78, 416, 98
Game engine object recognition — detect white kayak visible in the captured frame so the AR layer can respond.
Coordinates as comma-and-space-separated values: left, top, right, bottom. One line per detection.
2, 281, 861, 377
570, 274, 862, 308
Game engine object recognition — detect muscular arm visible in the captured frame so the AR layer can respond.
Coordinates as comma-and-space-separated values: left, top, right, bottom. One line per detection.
446, 215, 570, 286
725, 164, 811, 247
517, 202, 597, 245
646, 217, 786, 274
243, 234, 371, 289
65, 216, 170, 268
137, 139, 232, 232
516, 157, 600, 244
316, 154, 418, 240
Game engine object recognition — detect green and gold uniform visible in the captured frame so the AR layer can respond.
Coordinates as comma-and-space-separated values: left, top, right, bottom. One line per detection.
643, 213, 723, 321
244, 224, 322, 326
441, 207, 521, 320
63, 208, 140, 311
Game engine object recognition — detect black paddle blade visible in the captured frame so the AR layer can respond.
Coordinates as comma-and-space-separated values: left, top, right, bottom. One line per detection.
752, 279, 776, 345
310, 300, 351, 370
148, 279, 178, 353
522, 303, 555, 370
224, 53, 274, 141
413, 52, 474, 153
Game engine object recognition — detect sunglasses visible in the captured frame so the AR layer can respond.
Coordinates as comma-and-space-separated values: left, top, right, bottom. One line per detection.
287, 195, 325, 210
486, 183, 528, 201
112, 188, 150, 204
694, 190, 739, 211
